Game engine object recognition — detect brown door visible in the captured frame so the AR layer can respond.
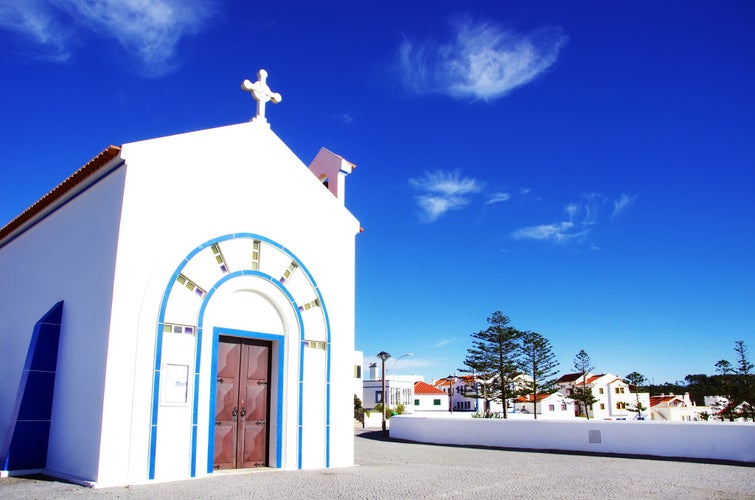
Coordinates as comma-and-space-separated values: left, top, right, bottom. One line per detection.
214, 337, 271, 469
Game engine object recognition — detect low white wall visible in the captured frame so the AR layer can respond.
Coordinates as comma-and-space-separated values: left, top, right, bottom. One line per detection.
390, 416, 755, 463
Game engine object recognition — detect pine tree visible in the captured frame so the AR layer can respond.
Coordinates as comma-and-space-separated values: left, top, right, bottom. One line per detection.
625, 371, 647, 419
572, 350, 597, 419
518, 331, 559, 420
461, 311, 521, 418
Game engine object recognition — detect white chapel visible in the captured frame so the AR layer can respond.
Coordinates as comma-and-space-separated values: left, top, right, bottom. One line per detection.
0, 70, 360, 486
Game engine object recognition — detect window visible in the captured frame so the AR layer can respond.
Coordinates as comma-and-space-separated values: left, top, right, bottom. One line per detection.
548, 405, 555, 412
600, 403, 605, 410
433, 399, 441, 406
561, 403, 567, 411
354, 365, 362, 378
599, 388, 604, 394
375, 391, 383, 403
615, 387, 620, 394
414, 399, 420, 406
616, 402, 626, 410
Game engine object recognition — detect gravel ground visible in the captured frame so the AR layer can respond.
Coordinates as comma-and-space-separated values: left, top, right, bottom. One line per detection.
2, 429, 753, 499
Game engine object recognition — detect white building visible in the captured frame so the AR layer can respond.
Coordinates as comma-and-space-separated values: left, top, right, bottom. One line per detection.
556, 372, 651, 420
0, 71, 360, 486
353, 351, 364, 404
435, 374, 533, 415
362, 363, 420, 411
412, 381, 449, 412
649, 393, 708, 422
514, 392, 576, 419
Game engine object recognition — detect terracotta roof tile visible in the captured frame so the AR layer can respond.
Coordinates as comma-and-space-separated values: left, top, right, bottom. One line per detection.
516, 393, 552, 403
556, 372, 584, 383
0, 146, 122, 245
415, 381, 446, 395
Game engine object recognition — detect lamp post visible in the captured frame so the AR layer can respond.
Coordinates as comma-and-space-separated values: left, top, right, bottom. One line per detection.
391, 353, 413, 408
377, 351, 391, 434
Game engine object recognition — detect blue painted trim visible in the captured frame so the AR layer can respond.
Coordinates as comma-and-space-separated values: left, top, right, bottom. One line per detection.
0, 161, 126, 252
1, 301, 64, 471
207, 327, 285, 472
149, 233, 331, 479
297, 339, 305, 470
193, 269, 303, 475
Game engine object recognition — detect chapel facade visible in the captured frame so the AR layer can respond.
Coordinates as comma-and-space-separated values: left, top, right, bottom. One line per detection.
0, 71, 360, 486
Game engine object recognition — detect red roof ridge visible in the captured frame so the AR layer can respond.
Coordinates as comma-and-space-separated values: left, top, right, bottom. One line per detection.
0, 146, 122, 244
415, 381, 446, 395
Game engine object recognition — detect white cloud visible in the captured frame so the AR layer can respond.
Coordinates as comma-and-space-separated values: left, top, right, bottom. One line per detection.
409, 170, 482, 222
511, 221, 584, 243
512, 194, 606, 244
512, 192, 636, 244
400, 18, 567, 101
486, 192, 511, 204
0, 0, 214, 76
0, 0, 70, 61
612, 193, 636, 217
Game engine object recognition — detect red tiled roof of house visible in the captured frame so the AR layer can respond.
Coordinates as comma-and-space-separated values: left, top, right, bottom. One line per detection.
556, 372, 584, 383
415, 381, 446, 395
516, 393, 552, 403
586, 374, 605, 384
0, 146, 122, 244
649, 396, 677, 407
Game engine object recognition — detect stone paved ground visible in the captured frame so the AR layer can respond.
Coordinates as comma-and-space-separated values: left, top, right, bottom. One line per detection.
2, 429, 754, 499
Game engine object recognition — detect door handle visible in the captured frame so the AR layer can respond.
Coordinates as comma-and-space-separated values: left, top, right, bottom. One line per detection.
240, 406, 246, 421
232, 406, 238, 423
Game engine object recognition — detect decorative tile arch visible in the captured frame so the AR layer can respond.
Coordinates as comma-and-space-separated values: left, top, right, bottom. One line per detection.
148, 233, 331, 479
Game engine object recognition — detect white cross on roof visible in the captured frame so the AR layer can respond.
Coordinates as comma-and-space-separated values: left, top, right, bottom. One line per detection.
241, 69, 282, 123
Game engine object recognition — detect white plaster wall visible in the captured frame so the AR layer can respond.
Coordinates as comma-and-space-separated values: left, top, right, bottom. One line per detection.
0, 166, 126, 481
98, 121, 358, 484
390, 416, 755, 463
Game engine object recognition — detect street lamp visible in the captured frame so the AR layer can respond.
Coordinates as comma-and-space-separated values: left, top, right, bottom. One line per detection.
377, 351, 391, 434
391, 353, 413, 408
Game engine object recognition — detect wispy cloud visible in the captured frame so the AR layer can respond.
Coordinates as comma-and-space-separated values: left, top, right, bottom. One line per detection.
512, 193, 635, 244
0, 0, 214, 76
409, 170, 483, 222
433, 339, 454, 348
400, 18, 567, 101
0, 0, 70, 61
486, 192, 511, 205
612, 193, 636, 217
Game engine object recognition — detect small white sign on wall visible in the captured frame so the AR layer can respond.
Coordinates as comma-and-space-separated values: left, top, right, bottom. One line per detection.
162, 363, 189, 404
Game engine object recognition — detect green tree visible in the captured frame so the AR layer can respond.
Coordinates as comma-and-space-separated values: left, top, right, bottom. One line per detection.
461, 311, 522, 419
732, 340, 754, 421
715, 359, 733, 375
571, 350, 597, 419
625, 371, 648, 419
518, 331, 559, 420
354, 394, 364, 423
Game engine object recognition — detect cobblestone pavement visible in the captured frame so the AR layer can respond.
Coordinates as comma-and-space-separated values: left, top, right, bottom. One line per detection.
2, 429, 754, 499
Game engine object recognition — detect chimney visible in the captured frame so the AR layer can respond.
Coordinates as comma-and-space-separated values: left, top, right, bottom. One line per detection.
369, 362, 377, 380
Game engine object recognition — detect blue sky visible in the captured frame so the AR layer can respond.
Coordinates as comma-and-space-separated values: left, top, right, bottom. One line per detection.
1, 1, 753, 386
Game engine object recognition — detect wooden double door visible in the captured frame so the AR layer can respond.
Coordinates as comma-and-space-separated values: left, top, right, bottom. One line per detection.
214, 337, 271, 469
